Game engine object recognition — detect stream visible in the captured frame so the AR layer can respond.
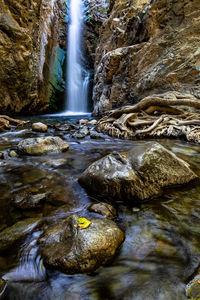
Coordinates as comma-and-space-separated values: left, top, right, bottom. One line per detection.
0, 115, 200, 299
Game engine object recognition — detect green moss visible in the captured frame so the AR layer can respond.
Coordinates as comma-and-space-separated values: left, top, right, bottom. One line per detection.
47, 46, 66, 112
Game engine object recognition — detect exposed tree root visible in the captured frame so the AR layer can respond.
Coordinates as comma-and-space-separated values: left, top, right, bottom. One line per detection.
0, 115, 28, 132
96, 92, 200, 144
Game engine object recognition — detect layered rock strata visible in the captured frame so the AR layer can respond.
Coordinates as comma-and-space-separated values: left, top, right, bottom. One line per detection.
93, 0, 200, 115
0, 0, 66, 114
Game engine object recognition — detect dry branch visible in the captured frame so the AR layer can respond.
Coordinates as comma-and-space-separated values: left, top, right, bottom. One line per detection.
0, 115, 28, 132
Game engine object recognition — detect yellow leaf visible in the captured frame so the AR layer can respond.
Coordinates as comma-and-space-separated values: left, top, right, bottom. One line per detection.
121, 154, 127, 158
76, 218, 91, 229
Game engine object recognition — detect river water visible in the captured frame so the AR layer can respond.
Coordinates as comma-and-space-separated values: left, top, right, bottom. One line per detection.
0, 116, 200, 299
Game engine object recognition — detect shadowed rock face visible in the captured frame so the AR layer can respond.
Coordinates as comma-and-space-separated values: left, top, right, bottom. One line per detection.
93, 0, 200, 115
39, 214, 124, 274
0, 0, 66, 114
79, 142, 197, 201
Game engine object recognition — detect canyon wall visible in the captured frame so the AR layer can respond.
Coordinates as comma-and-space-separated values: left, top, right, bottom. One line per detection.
93, 0, 200, 115
0, 0, 66, 114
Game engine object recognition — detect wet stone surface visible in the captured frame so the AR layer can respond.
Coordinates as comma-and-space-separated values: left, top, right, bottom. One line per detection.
0, 116, 200, 299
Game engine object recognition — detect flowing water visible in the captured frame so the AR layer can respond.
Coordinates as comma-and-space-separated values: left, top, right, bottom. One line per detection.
65, 0, 89, 114
0, 116, 200, 299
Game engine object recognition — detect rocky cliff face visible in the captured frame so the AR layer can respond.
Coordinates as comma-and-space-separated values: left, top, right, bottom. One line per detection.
93, 0, 200, 116
0, 0, 66, 114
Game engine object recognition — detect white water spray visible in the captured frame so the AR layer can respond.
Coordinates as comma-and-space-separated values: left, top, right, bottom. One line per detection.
65, 0, 89, 114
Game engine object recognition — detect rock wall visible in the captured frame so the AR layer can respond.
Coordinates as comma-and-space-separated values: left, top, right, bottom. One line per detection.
93, 0, 200, 116
0, 0, 66, 115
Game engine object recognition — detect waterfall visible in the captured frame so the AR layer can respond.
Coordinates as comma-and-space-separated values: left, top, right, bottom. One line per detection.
65, 0, 89, 114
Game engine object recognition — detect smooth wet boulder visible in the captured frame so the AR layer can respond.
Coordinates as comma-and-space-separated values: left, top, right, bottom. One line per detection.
0, 218, 41, 252
88, 202, 117, 219
32, 122, 48, 132
39, 214, 124, 274
44, 158, 67, 168
78, 142, 197, 201
17, 137, 69, 155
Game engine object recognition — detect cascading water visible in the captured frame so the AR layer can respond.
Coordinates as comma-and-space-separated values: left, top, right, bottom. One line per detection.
65, 0, 89, 114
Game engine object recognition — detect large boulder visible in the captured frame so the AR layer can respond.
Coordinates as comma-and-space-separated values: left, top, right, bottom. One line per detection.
78, 142, 197, 201
17, 137, 69, 155
39, 214, 124, 274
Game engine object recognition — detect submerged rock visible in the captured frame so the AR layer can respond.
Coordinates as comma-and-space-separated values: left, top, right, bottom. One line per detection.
0, 218, 41, 252
13, 192, 47, 209
55, 124, 73, 131
32, 122, 48, 132
79, 142, 197, 201
90, 130, 102, 139
44, 158, 67, 168
17, 137, 69, 155
72, 132, 86, 139
79, 127, 90, 136
39, 214, 124, 274
88, 202, 117, 219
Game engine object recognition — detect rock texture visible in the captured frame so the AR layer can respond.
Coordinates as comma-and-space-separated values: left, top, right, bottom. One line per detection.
39, 214, 124, 274
0, 218, 41, 252
79, 142, 197, 201
32, 122, 48, 132
17, 136, 69, 155
0, 0, 66, 114
88, 202, 117, 219
93, 0, 200, 115
186, 272, 200, 299
84, 0, 109, 66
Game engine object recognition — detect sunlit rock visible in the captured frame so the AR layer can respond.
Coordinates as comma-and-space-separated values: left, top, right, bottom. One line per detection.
32, 122, 48, 132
